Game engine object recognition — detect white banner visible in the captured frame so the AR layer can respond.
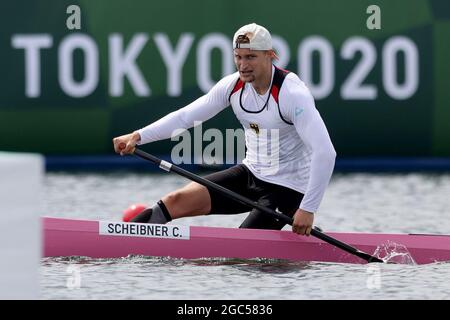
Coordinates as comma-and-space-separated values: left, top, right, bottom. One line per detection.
99, 221, 190, 240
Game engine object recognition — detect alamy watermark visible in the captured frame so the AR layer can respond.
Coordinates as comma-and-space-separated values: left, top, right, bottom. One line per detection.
66, 5, 81, 30
170, 121, 281, 175
66, 264, 81, 289
366, 5, 381, 30
366, 264, 381, 289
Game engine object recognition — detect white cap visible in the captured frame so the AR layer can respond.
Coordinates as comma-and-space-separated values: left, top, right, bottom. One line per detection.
233, 23, 272, 50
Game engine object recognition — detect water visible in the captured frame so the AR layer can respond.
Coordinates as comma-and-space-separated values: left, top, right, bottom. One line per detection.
41, 172, 450, 299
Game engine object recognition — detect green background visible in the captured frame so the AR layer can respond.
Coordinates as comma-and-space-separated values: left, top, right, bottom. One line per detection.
1, 0, 449, 156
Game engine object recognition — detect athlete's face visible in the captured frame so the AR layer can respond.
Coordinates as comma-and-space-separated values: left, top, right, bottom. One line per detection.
234, 48, 272, 83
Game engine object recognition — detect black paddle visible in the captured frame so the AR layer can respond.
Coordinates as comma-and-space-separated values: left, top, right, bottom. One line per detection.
131, 147, 384, 263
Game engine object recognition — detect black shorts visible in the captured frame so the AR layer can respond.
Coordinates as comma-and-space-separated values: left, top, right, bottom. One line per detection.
204, 164, 304, 230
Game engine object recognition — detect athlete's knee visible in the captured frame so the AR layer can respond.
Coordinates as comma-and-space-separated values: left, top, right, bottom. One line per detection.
163, 190, 183, 206
162, 183, 211, 217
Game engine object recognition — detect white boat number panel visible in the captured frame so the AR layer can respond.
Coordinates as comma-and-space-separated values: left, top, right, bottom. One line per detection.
99, 221, 190, 240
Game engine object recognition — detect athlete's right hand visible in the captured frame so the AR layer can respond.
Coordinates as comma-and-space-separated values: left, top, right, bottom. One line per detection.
113, 131, 141, 155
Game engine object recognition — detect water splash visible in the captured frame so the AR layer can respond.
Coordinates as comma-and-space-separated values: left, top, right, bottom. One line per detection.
373, 241, 416, 265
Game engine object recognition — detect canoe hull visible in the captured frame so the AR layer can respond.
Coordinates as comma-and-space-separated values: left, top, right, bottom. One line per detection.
43, 217, 450, 264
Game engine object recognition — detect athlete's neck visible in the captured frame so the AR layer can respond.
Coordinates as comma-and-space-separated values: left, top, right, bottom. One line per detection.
251, 65, 273, 95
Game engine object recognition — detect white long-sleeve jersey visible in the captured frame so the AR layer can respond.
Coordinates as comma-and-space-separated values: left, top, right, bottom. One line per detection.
137, 65, 336, 213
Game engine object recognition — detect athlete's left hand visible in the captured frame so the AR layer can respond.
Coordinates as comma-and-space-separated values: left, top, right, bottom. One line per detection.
292, 209, 314, 236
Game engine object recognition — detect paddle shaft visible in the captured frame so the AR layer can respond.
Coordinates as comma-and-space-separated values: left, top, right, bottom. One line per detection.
133, 148, 383, 263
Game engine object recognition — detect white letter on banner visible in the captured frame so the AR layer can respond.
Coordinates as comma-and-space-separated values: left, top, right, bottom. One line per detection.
197, 33, 233, 92
340, 37, 377, 100
11, 34, 53, 98
109, 33, 150, 97
154, 33, 194, 97
59, 34, 99, 97
272, 35, 290, 69
298, 36, 334, 99
382, 37, 418, 100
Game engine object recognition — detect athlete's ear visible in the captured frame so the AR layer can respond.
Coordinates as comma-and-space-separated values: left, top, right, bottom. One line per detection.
268, 50, 279, 60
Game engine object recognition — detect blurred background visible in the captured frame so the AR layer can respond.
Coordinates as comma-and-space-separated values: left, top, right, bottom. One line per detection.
1, 0, 449, 171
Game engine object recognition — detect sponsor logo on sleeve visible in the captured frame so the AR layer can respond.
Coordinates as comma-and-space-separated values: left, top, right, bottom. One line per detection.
295, 107, 304, 117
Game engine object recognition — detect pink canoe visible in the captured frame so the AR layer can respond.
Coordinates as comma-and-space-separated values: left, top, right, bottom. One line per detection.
43, 217, 450, 264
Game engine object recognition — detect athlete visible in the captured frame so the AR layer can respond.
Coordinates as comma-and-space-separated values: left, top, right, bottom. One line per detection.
113, 23, 336, 236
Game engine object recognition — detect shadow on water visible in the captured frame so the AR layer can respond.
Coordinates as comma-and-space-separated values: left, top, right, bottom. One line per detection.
187, 257, 313, 274
42, 255, 314, 274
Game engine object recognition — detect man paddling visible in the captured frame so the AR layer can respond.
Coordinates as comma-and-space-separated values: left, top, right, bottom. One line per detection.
113, 23, 336, 236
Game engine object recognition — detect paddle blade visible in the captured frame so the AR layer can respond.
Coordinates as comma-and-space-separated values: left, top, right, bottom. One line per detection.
358, 251, 384, 263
